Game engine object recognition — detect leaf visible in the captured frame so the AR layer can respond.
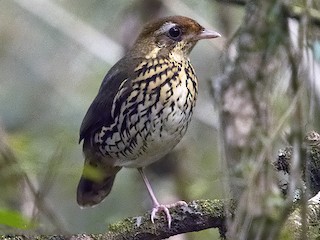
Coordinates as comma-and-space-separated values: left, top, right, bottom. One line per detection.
0, 209, 35, 229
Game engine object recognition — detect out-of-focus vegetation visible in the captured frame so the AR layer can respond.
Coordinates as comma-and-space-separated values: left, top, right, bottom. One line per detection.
0, 0, 243, 238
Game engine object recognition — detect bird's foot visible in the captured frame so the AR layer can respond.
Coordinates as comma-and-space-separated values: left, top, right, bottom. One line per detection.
151, 204, 172, 227
150, 201, 188, 228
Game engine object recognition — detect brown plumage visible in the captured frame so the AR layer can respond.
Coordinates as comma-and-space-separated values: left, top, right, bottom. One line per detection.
77, 15, 220, 226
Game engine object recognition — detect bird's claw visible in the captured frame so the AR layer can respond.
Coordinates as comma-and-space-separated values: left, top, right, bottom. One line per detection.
150, 201, 188, 228
151, 205, 172, 228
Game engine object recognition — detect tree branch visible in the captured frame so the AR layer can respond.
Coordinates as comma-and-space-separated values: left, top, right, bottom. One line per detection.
216, 0, 320, 27
281, 191, 320, 239
283, 4, 320, 26
0, 199, 232, 240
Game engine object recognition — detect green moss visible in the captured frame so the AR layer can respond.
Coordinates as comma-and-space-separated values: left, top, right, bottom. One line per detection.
108, 217, 138, 233
192, 199, 232, 218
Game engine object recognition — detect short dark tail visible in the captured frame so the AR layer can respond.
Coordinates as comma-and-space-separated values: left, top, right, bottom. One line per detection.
77, 163, 121, 207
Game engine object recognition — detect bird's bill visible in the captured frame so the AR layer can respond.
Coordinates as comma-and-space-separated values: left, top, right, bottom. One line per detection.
197, 29, 221, 40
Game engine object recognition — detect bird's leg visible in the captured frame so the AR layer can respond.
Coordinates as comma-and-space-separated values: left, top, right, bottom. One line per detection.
138, 168, 173, 228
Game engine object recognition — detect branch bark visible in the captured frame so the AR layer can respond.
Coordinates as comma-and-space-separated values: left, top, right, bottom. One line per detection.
0, 200, 232, 240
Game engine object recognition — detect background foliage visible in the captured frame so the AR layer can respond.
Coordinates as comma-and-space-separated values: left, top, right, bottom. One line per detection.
0, 0, 239, 239
1, 0, 319, 239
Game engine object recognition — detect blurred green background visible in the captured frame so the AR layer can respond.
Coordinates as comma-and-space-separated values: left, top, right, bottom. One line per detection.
0, 0, 243, 238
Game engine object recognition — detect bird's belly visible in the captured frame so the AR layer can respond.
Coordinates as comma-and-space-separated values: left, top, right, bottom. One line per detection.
96, 92, 192, 168
114, 101, 190, 168
118, 132, 181, 168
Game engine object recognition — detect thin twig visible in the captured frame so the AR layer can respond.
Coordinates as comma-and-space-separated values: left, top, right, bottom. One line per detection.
13, 0, 123, 64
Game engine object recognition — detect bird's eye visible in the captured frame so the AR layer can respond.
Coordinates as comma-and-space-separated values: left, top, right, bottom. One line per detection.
168, 26, 182, 40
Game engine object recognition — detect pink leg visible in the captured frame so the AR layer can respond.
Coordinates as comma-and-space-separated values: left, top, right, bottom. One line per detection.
138, 168, 173, 227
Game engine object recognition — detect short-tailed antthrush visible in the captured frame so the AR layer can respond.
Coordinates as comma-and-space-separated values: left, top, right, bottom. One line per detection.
77, 15, 220, 227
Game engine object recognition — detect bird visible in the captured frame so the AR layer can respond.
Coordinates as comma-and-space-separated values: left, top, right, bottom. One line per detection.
77, 15, 220, 227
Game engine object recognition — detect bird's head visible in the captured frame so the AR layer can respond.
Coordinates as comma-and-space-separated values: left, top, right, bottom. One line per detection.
130, 16, 221, 60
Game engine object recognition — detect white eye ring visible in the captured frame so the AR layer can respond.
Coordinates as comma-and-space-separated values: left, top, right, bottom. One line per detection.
156, 22, 177, 35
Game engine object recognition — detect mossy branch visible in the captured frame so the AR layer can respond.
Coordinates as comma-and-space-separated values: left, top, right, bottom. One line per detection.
0, 199, 232, 240
280, 192, 320, 239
